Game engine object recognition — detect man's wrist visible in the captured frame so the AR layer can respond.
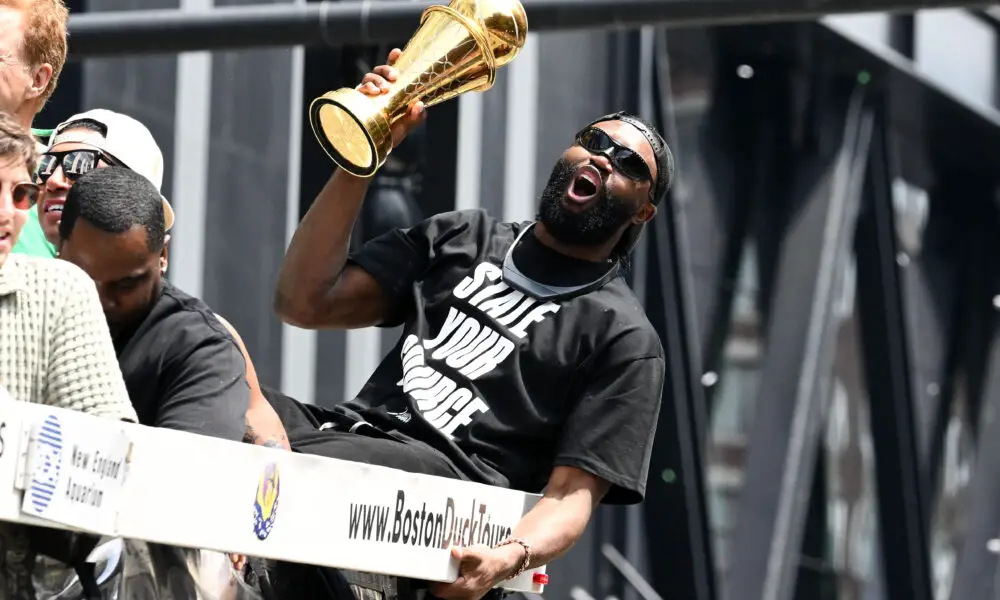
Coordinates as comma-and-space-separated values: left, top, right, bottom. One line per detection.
495, 538, 531, 580
333, 166, 373, 189
496, 542, 526, 579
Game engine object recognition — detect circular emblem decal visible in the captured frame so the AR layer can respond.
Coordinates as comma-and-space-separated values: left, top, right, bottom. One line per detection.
253, 463, 280, 540
29, 415, 63, 513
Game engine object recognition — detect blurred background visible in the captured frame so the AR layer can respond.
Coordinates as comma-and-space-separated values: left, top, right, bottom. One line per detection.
51, 2, 1000, 599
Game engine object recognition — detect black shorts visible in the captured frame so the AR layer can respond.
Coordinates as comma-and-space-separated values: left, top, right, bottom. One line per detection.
288, 426, 462, 479
261, 384, 462, 480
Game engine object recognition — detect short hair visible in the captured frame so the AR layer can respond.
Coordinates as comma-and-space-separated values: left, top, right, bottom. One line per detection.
0, 110, 37, 173
59, 166, 166, 252
0, 0, 69, 106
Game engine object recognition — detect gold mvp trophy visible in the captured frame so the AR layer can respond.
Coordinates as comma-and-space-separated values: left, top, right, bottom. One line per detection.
308, 0, 528, 177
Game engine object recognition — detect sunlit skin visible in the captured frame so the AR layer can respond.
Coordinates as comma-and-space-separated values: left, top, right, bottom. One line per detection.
58, 219, 165, 340
0, 6, 53, 130
534, 119, 658, 263
0, 156, 32, 269
38, 128, 115, 245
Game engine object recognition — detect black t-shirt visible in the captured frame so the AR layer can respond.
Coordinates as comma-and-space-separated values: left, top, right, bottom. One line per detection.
113, 282, 250, 442
344, 209, 665, 505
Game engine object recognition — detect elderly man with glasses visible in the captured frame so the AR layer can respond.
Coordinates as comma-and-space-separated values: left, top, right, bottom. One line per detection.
0, 106, 136, 597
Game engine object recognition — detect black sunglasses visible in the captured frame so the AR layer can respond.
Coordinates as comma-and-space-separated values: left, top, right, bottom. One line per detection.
575, 127, 654, 187
10, 181, 41, 211
35, 148, 123, 184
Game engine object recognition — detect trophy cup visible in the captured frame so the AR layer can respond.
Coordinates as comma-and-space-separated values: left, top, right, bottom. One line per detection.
308, 0, 528, 178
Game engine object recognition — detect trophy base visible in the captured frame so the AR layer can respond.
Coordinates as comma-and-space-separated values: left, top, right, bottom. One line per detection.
309, 88, 393, 178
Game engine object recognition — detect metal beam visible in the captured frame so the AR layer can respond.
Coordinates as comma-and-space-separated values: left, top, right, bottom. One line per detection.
889, 184, 958, 488
640, 169, 717, 600
815, 18, 1000, 176
685, 30, 772, 403
169, 0, 212, 299
944, 178, 1000, 600
726, 80, 873, 600
626, 28, 715, 600
280, 1, 318, 406
66, 0, 993, 58
854, 108, 933, 600
949, 317, 1000, 600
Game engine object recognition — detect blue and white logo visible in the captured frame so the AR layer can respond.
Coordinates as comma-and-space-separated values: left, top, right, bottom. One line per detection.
29, 415, 63, 513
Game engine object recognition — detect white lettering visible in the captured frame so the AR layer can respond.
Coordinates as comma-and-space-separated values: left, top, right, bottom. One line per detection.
510, 304, 561, 338
432, 317, 480, 361
494, 296, 538, 327
393, 261, 565, 438
468, 281, 511, 308
446, 329, 500, 371
479, 290, 527, 320
424, 308, 465, 350
463, 337, 516, 380
425, 389, 474, 427
440, 398, 490, 437
404, 369, 442, 393
453, 263, 499, 299
401, 337, 424, 374
413, 377, 457, 412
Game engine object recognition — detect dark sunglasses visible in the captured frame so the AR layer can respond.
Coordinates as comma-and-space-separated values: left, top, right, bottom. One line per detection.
35, 148, 122, 184
575, 127, 654, 186
10, 181, 41, 210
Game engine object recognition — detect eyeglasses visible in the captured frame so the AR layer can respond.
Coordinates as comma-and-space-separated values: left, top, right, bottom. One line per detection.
35, 148, 123, 184
575, 127, 654, 186
10, 181, 41, 210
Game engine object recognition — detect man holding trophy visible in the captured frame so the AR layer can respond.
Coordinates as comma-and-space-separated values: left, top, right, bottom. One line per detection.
270, 1, 672, 599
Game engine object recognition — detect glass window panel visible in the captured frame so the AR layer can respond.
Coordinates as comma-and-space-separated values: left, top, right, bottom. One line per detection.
915, 9, 997, 109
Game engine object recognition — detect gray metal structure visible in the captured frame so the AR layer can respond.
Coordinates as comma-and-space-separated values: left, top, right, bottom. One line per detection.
42, 1, 1000, 599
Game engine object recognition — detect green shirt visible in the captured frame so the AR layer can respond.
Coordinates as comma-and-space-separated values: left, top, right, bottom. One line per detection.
12, 128, 56, 258
12, 205, 56, 258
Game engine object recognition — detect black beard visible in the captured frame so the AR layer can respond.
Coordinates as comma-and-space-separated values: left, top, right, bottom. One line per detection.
537, 158, 636, 247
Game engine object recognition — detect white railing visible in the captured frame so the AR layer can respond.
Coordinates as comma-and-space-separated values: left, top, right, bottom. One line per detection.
0, 388, 547, 594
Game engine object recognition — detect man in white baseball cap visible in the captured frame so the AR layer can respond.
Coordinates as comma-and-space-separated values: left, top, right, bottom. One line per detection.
29, 108, 175, 247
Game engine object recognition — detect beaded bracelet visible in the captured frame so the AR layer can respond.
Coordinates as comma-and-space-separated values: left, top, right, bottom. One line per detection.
496, 537, 532, 580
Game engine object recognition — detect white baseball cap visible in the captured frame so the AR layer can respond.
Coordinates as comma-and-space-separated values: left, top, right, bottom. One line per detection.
47, 109, 175, 231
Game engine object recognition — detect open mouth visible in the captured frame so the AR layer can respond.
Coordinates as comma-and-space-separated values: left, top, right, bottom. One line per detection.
0, 232, 10, 246
41, 200, 64, 224
566, 165, 603, 204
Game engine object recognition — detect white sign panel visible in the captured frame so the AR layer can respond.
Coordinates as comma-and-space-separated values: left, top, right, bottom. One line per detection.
0, 396, 546, 594
114, 430, 547, 593
20, 411, 131, 535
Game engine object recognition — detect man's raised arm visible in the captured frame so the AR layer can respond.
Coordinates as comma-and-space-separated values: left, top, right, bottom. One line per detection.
274, 48, 426, 330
